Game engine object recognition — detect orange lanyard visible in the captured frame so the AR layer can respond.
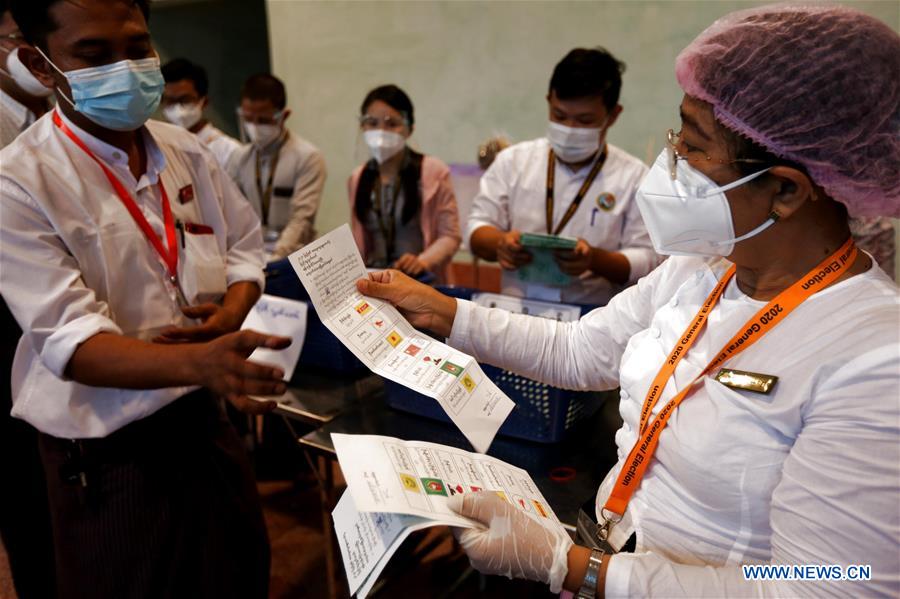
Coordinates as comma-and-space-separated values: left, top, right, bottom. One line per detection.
53, 111, 179, 286
602, 237, 859, 524
545, 147, 607, 235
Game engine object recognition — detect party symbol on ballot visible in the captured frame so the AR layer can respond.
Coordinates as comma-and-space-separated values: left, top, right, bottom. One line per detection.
440, 361, 463, 377
399, 473, 420, 493
421, 478, 447, 496
387, 330, 403, 347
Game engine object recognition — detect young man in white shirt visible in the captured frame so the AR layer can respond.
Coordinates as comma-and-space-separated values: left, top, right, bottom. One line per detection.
161, 56, 242, 169
227, 73, 327, 259
3, 1, 289, 597
469, 48, 661, 305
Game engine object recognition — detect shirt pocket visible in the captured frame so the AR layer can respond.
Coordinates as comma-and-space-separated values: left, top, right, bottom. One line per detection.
268, 186, 294, 230
177, 222, 227, 304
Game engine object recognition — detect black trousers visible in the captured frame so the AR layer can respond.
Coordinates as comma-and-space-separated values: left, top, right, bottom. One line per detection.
39, 390, 270, 599
0, 298, 56, 599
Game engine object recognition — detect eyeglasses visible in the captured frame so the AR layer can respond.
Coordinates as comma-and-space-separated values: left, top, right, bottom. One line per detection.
236, 109, 284, 125
359, 114, 407, 131
666, 129, 767, 181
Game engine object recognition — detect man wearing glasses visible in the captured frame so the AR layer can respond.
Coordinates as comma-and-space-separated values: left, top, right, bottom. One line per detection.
227, 72, 327, 259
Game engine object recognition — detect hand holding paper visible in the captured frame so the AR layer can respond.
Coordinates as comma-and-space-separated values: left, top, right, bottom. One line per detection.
332, 433, 567, 597
448, 491, 574, 594
356, 270, 457, 338
289, 226, 513, 453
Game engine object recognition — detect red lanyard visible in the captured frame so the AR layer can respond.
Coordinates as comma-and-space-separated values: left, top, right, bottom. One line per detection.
601, 237, 859, 527
53, 111, 178, 283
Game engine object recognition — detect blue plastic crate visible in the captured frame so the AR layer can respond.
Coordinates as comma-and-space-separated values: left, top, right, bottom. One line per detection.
384, 287, 606, 444
264, 258, 366, 375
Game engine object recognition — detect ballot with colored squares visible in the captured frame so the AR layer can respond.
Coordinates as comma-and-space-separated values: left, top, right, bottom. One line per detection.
288, 225, 514, 453
331, 433, 563, 597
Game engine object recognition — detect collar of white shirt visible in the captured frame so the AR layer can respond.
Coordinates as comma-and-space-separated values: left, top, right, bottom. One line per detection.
57, 109, 167, 191
0, 88, 35, 131
196, 122, 217, 144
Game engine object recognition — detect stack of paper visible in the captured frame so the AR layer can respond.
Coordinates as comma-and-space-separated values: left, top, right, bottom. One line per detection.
331, 433, 563, 597
288, 225, 514, 453
517, 232, 578, 288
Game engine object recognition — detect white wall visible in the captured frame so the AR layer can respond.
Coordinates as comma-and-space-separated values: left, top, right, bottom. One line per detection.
266, 0, 899, 277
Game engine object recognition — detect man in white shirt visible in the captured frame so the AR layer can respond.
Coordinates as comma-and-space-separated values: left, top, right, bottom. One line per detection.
0, 5, 57, 599
227, 73, 327, 259
469, 48, 660, 305
3, 1, 289, 597
161, 56, 242, 169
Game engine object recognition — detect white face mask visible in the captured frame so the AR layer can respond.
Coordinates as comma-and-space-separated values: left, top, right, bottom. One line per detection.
635, 149, 774, 257
546, 120, 604, 163
163, 102, 203, 130
364, 129, 406, 164
244, 122, 282, 148
1, 47, 53, 98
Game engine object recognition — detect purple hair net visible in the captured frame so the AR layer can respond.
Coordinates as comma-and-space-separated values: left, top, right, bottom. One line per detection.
676, 4, 900, 218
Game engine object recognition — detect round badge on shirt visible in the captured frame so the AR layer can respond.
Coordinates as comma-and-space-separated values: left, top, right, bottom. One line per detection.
596, 192, 616, 211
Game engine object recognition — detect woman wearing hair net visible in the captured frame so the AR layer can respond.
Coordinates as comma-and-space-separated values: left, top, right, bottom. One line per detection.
357, 4, 899, 597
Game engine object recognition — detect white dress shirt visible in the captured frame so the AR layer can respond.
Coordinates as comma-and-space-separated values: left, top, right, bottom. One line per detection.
0, 89, 38, 148
195, 122, 242, 169
0, 111, 265, 439
467, 138, 661, 305
227, 130, 327, 258
448, 255, 900, 597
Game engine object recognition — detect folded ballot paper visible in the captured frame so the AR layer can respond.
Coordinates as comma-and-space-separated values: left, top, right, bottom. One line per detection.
287, 225, 514, 453
517, 232, 578, 288
331, 433, 563, 597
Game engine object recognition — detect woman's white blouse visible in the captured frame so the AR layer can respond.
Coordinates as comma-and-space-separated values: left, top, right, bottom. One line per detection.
448, 255, 900, 597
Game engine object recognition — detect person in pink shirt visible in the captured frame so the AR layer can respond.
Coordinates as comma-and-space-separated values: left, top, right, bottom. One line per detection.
348, 84, 461, 282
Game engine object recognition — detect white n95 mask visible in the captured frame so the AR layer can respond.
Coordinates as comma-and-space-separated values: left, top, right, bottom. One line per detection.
364, 130, 406, 164
163, 102, 203, 130
244, 122, 282, 148
546, 121, 602, 163
1, 47, 53, 97
636, 149, 773, 257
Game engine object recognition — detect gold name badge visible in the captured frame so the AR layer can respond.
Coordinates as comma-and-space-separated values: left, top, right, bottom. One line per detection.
715, 368, 778, 394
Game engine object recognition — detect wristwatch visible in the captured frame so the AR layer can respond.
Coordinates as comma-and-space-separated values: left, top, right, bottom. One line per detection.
576, 548, 605, 599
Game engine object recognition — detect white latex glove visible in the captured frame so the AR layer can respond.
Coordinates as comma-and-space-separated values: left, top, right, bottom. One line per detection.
447, 491, 574, 593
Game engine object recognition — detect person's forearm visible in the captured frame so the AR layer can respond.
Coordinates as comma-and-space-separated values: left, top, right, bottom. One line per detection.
470, 226, 503, 261
589, 248, 631, 285
563, 545, 610, 597
221, 281, 261, 323
426, 292, 458, 338
65, 332, 203, 389
418, 235, 459, 270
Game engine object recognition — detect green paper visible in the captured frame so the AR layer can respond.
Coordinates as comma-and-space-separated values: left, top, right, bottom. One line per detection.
519, 232, 578, 250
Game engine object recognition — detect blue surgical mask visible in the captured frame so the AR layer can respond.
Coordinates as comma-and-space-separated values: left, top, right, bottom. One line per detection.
37, 48, 163, 131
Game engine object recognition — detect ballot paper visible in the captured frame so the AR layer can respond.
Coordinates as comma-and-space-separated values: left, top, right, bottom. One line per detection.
332, 490, 431, 597
333, 433, 564, 596
288, 225, 514, 453
241, 293, 308, 381
517, 232, 578, 289
472, 292, 582, 322
332, 433, 560, 528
